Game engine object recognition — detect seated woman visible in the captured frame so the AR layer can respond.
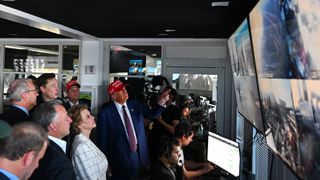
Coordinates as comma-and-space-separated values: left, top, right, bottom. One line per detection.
69, 104, 108, 180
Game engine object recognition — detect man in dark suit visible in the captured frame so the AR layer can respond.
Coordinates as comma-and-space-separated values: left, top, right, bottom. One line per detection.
0, 121, 48, 180
0, 78, 38, 125
98, 80, 169, 179
64, 80, 91, 111
29, 101, 76, 180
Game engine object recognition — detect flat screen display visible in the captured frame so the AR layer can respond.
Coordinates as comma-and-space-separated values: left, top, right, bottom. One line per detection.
249, 0, 320, 179
128, 59, 145, 75
207, 132, 240, 177
228, 19, 265, 133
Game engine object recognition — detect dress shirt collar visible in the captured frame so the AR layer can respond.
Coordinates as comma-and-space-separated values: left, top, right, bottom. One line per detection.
0, 168, 19, 180
13, 104, 28, 116
48, 135, 67, 153
69, 100, 79, 107
113, 101, 128, 111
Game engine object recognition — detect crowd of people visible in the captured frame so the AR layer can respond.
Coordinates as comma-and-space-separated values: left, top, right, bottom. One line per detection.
0, 74, 215, 180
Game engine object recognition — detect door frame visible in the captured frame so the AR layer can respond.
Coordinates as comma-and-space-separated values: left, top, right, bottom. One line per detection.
166, 67, 226, 135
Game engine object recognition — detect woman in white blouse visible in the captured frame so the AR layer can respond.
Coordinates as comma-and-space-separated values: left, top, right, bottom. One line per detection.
69, 104, 108, 180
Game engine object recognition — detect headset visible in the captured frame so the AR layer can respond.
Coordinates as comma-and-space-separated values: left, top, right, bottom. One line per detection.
158, 136, 171, 158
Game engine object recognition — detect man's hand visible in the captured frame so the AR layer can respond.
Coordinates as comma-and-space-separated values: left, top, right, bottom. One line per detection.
201, 162, 215, 174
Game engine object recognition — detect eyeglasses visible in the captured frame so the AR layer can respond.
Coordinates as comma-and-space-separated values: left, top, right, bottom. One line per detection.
24, 89, 38, 93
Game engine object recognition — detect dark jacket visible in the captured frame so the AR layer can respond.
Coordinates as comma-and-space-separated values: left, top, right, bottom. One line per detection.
0, 172, 10, 180
0, 105, 29, 125
64, 98, 91, 111
29, 140, 76, 180
149, 159, 183, 180
98, 100, 165, 178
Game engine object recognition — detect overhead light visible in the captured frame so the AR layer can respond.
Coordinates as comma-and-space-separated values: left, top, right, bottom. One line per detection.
211, 1, 229, 7
158, 33, 169, 36
5, 45, 59, 55
1, 0, 15, 2
8, 33, 18, 36
165, 29, 176, 33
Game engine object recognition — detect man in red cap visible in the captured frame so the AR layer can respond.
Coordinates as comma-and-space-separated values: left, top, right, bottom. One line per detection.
63, 80, 91, 158
98, 80, 170, 179
64, 80, 91, 111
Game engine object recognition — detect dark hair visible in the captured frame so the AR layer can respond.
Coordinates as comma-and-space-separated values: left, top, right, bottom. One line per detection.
179, 104, 190, 114
174, 122, 193, 138
156, 136, 180, 158
27, 75, 37, 81
68, 104, 89, 134
0, 122, 48, 160
167, 86, 177, 102
36, 73, 56, 93
31, 101, 61, 131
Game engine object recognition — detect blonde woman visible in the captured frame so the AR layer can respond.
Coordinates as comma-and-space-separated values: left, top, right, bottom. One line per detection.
69, 104, 108, 180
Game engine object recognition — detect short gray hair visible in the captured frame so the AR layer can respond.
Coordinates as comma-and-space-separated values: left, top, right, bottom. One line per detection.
0, 121, 48, 160
8, 79, 33, 101
31, 101, 62, 131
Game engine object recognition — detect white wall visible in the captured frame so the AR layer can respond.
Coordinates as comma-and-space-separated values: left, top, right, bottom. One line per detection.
80, 40, 103, 85
79, 40, 104, 115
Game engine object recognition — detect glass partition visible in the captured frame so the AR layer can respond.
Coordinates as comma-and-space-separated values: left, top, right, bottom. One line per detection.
1, 44, 80, 112
62, 45, 80, 96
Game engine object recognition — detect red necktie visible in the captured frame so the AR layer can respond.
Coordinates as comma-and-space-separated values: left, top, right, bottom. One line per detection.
122, 105, 137, 152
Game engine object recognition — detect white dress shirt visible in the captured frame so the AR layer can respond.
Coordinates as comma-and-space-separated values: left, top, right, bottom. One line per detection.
113, 101, 138, 142
49, 135, 67, 153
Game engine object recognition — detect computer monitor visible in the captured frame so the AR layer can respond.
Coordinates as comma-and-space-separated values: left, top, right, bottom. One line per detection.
207, 131, 240, 177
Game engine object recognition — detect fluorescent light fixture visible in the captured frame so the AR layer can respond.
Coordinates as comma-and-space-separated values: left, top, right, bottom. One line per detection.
5, 45, 59, 55
165, 29, 176, 33
211, 1, 229, 7
158, 33, 169, 36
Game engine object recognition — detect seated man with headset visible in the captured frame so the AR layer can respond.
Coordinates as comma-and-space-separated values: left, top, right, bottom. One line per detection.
149, 136, 183, 180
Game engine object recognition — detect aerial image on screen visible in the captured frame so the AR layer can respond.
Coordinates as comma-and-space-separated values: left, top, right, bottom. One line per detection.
250, 0, 320, 79
291, 80, 320, 179
228, 19, 264, 133
249, 0, 320, 178
128, 59, 145, 75
258, 78, 304, 177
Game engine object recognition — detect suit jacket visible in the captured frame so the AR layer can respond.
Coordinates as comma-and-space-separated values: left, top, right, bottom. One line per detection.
29, 140, 76, 180
149, 159, 183, 180
64, 98, 91, 111
0, 172, 10, 180
98, 100, 165, 178
0, 105, 29, 126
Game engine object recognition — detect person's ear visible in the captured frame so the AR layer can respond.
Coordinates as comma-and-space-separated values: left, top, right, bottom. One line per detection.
39, 86, 46, 94
22, 151, 36, 167
21, 92, 28, 100
48, 122, 57, 132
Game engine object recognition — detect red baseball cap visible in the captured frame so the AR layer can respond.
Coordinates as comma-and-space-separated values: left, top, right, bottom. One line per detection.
66, 80, 80, 92
108, 80, 127, 95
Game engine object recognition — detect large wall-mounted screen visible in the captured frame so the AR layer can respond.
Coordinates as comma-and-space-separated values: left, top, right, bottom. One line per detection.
249, 0, 320, 179
228, 19, 265, 133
